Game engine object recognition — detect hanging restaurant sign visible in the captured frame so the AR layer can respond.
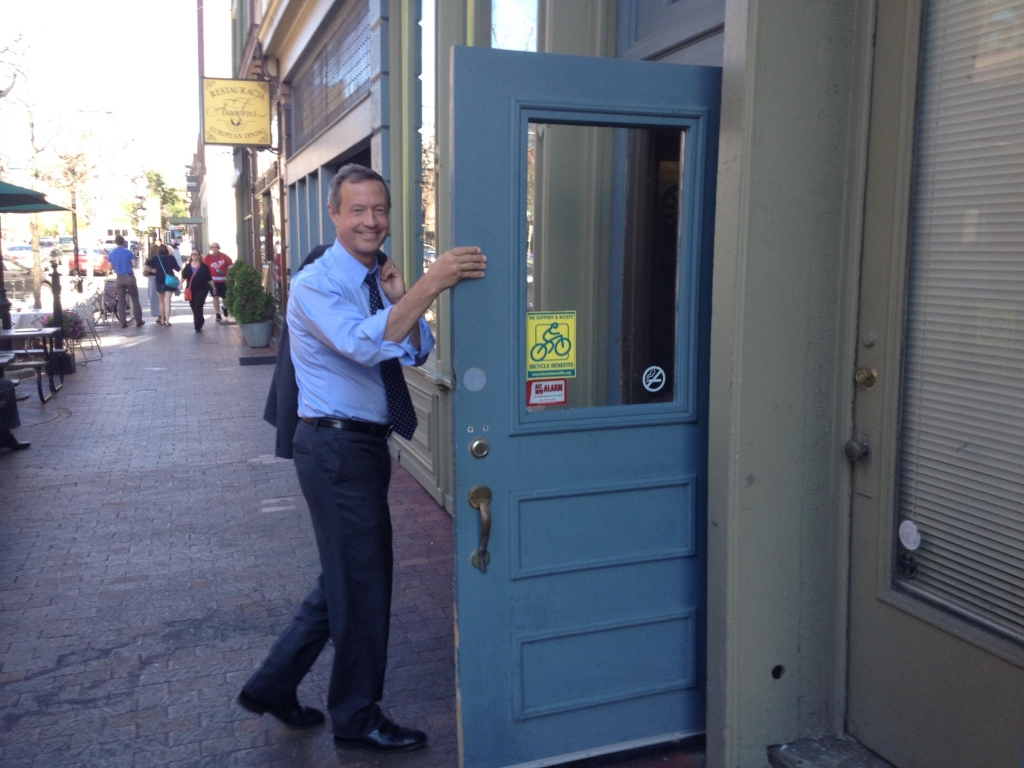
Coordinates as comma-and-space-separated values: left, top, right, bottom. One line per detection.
202, 78, 272, 147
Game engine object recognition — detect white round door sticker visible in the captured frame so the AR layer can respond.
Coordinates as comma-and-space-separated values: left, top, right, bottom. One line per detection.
899, 520, 921, 551
642, 366, 666, 393
463, 367, 486, 392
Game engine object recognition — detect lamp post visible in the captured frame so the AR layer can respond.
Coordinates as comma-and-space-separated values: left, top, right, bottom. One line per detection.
72, 188, 82, 292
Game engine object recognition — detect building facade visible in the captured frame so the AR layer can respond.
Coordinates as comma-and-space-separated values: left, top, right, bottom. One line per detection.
232, 2, 1024, 767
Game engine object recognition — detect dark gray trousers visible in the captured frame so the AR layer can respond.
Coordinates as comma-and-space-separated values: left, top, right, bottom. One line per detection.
115, 274, 143, 325
243, 421, 393, 737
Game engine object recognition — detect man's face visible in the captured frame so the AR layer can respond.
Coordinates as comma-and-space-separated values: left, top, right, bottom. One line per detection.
329, 179, 390, 263
210, 243, 220, 255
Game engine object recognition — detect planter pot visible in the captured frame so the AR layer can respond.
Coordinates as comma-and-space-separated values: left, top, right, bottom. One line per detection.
50, 350, 76, 375
240, 320, 273, 348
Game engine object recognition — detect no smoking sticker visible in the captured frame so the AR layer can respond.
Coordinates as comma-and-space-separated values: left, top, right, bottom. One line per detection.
642, 366, 666, 392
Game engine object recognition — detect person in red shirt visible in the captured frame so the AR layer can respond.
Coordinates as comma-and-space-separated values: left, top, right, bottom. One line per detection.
204, 242, 234, 320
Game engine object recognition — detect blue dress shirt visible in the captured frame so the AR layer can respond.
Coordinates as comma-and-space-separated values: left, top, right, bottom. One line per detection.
108, 246, 135, 275
288, 239, 434, 423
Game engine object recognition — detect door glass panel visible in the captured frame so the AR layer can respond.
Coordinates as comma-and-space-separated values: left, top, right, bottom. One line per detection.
526, 122, 685, 410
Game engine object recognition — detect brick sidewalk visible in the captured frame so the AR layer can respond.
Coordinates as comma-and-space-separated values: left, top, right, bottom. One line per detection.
0, 302, 702, 768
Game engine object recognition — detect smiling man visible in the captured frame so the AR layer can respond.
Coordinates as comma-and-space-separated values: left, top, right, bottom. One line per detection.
237, 164, 485, 752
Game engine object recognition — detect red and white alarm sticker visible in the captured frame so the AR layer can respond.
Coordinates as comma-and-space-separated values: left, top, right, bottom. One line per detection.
526, 378, 568, 407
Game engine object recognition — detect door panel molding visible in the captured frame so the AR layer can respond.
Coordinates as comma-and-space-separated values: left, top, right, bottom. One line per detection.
508, 476, 696, 580
512, 610, 698, 720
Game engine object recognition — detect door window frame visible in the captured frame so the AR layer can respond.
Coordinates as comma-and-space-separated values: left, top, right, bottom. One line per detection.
508, 106, 715, 436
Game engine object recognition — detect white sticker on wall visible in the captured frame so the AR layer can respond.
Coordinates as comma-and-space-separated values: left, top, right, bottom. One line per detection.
642, 366, 666, 393
899, 520, 921, 551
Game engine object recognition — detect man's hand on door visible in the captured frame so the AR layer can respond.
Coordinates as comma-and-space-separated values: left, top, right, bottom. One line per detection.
425, 246, 487, 291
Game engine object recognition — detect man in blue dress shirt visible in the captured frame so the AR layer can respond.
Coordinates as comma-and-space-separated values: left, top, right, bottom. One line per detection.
107, 235, 145, 328
238, 164, 485, 752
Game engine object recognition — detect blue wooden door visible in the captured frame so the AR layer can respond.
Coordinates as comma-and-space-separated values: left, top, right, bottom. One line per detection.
450, 47, 720, 768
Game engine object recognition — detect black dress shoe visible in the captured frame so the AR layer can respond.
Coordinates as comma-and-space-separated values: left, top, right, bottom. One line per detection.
334, 718, 427, 752
0, 432, 30, 451
236, 690, 325, 729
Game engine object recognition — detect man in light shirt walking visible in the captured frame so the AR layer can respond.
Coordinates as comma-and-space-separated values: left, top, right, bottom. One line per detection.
237, 164, 485, 752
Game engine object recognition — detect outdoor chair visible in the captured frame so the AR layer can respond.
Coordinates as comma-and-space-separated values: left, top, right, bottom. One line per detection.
70, 302, 102, 364
89, 289, 112, 332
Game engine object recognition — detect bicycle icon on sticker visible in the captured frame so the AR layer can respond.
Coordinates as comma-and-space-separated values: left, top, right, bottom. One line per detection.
529, 322, 573, 362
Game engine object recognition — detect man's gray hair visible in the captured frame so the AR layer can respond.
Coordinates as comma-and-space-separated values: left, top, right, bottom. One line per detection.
327, 164, 391, 211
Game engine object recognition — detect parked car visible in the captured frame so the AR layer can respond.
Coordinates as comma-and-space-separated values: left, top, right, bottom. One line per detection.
5, 243, 35, 266
58, 235, 76, 253
67, 246, 111, 276
2, 258, 53, 310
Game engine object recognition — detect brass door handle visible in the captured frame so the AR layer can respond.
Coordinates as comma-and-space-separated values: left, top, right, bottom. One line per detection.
467, 485, 492, 572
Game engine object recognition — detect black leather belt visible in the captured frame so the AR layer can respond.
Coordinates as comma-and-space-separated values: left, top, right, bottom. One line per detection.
301, 417, 393, 438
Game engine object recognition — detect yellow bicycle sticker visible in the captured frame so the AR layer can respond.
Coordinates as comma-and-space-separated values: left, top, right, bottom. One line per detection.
526, 311, 576, 379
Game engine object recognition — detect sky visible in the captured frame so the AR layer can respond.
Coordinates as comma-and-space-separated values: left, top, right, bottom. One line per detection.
0, 0, 231, 192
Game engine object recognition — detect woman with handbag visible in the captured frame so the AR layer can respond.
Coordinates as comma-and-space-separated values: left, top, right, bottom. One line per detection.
145, 244, 180, 326
181, 250, 213, 332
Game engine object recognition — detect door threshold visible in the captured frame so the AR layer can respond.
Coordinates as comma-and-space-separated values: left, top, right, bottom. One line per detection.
769, 736, 894, 768
505, 731, 705, 768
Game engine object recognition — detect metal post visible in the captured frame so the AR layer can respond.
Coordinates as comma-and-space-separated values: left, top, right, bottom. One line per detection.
72, 188, 82, 292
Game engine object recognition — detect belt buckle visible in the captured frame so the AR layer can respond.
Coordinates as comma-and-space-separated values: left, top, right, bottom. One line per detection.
385, 425, 394, 439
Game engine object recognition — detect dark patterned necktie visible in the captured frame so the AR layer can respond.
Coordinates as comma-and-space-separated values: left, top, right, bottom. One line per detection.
364, 271, 418, 440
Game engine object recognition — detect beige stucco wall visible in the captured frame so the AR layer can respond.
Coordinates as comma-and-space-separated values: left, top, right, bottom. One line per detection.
707, 0, 864, 765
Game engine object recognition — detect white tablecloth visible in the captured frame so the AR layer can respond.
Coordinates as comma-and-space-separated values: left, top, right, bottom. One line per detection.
10, 311, 46, 330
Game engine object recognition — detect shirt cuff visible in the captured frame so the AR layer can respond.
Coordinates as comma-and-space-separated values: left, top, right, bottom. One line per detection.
357, 309, 435, 366
401, 318, 435, 366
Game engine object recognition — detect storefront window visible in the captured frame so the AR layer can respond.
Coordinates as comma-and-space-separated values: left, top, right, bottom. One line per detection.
421, 0, 437, 333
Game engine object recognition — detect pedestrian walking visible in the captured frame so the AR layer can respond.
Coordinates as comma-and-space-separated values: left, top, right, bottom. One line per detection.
204, 242, 233, 320
108, 235, 145, 328
145, 243, 161, 318
237, 164, 486, 751
145, 244, 180, 327
180, 250, 212, 332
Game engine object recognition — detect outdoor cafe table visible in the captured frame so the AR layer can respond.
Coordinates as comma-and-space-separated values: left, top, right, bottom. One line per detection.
0, 327, 63, 403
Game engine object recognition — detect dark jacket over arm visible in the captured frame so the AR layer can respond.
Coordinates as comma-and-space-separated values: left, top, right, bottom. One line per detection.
264, 245, 330, 458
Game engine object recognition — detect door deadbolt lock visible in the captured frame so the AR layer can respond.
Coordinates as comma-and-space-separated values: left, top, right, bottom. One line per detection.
468, 438, 490, 459
855, 367, 878, 388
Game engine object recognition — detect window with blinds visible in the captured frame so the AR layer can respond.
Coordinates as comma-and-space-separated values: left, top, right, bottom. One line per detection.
290, 0, 371, 155
897, 0, 1024, 643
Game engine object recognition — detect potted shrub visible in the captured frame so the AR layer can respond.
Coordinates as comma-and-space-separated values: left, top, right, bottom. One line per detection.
225, 261, 276, 347
41, 309, 86, 374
